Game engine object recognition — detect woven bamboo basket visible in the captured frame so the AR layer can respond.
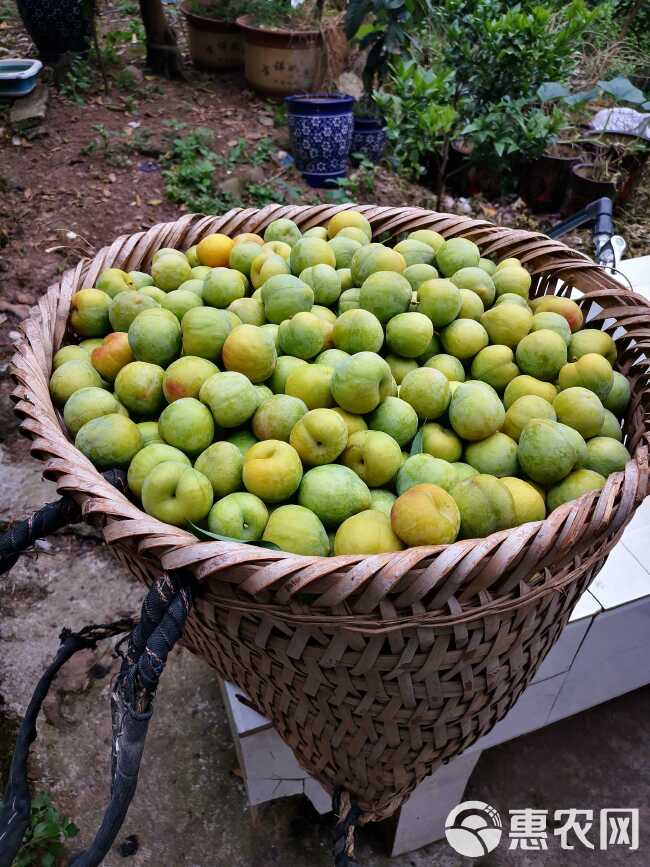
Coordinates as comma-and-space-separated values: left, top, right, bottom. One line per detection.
10, 204, 650, 826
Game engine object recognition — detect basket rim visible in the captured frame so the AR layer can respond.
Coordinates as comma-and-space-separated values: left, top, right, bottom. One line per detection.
10, 204, 650, 615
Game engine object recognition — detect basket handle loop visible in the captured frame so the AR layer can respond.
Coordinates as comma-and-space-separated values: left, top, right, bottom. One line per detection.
333, 788, 362, 866
0, 469, 128, 577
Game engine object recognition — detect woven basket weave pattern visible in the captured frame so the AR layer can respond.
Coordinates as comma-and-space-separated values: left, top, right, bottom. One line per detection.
11, 205, 650, 820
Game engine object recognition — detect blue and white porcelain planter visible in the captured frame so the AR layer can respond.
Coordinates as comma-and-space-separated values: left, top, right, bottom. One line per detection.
286, 93, 355, 189
351, 116, 387, 164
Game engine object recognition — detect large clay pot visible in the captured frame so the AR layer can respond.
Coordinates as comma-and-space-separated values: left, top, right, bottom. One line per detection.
16, 0, 93, 63
237, 16, 323, 97
442, 139, 503, 198
181, 3, 243, 72
519, 144, 583, 213
286, 93, 354, 188
584, 132, 650, 206
565, 162, 618, 214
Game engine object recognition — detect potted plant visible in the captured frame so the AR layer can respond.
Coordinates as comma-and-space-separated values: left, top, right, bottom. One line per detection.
460, 97, 566, 199
16, 0, 94, 63
567, 133, 649, 211
599, 132, 650, 204
344, 0, 430, 163
237, 0, 330, 97
286, 92, 355, 187
535, 76, 650, 209
374, 58, 461, 202
181, 0, 245, 71
567, 155, 619, 212
519, 138, 585, 212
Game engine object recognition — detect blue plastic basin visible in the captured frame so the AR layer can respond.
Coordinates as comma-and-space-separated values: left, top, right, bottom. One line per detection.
0, 59, 43, 98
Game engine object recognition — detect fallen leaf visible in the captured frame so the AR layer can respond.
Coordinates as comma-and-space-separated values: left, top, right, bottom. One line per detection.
147, 199, 162, 206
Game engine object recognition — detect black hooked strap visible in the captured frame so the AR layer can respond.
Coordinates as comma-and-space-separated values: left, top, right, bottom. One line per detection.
0, 471, 194, 867
0, 471, 364, 865
0, 469, 128, 577
0, 573, 192, 867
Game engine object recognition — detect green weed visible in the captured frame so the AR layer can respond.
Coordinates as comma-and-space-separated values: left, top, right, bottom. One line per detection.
58, 57, 94, 104
162, 129, 284, 213
333, 155, 378, 198
215, 136, 275, 170
0, 0, 16, 21
13, 793, 78, 867
80, 123, 132, 167
163, 128, 230, 213
115, 0, 138, 13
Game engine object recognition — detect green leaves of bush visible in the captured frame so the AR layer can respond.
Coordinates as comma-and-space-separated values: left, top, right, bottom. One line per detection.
462, 98, 566, 163
375, 0, 602, 183
14, 793, 79, 867
345, 0, 433, 93
374, 60, 460, 178
538, 76, 650, 111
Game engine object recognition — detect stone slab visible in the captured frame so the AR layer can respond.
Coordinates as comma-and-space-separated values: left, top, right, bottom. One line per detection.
9, 83, 48, 130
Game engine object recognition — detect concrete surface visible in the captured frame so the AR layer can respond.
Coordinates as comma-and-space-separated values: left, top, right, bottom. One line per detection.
1, 383, 649, 866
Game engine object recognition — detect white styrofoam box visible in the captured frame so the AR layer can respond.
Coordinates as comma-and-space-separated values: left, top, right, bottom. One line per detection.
620, 526, 650, 584
590, 541, 650, 610
220, 680, 271, 736
533, 618, 592, 684
569, 590, 601, 621
220, 681, 331, 812
238, 725, 308, 806
616, 256, 650, 296
391, 751, 482, 856
624, 494, 650, 534
467, 673, 565, 753
547, 596, 650, 723
303, 778, 332, 815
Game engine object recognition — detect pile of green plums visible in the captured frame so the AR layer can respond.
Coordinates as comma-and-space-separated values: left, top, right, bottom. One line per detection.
49, 211, 632, 557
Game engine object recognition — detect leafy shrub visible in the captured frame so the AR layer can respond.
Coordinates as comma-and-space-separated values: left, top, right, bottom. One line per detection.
427, 0, 597, 108
375, 0, 597, 189
462, 97, 566, 166
374, 60, 461, 179
14, 793, 78, 867
345, 0, 433, 98
185, 0, 248, 20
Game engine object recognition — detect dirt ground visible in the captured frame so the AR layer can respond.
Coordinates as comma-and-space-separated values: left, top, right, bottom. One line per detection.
1, 2, 650, 865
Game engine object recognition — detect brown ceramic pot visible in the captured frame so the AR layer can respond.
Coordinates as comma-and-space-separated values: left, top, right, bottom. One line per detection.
237, 15, 324, 97
565, 162, 618, 213
181, 3, 243, 72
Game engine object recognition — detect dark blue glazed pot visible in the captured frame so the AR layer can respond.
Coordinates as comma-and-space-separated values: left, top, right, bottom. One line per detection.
286, 93, 355, 188
351, 116, 387, 164
16, 0, 93, 63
